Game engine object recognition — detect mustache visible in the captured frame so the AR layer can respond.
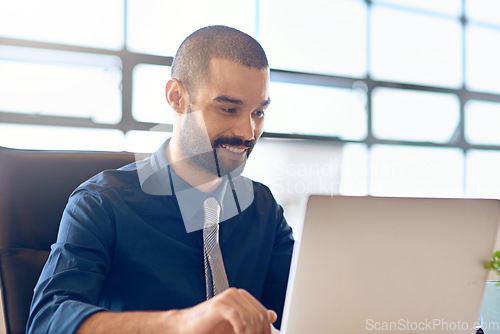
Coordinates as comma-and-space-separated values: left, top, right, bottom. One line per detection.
213, 137, 255, 149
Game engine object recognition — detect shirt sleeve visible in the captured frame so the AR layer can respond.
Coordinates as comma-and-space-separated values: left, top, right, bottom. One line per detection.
27, 189, 114, 334
261, 202, 294, 330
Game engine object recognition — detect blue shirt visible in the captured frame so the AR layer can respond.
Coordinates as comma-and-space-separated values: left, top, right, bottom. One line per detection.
27, 140, 294, 333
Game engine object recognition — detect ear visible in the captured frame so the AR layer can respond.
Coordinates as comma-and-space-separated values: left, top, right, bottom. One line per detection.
165, 78, 187, 114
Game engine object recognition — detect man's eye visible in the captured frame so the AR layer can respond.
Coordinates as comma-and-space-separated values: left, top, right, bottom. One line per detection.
222, 108, 237, 113
253, 111, 265, 118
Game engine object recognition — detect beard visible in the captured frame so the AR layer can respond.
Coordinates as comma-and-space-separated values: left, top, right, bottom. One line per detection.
178, 106, 256, 177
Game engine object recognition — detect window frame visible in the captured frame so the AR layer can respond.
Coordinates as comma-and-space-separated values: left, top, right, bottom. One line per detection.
1, 0, 500, 176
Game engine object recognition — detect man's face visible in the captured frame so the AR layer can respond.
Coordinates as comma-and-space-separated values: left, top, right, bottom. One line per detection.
179, 58, 270, 176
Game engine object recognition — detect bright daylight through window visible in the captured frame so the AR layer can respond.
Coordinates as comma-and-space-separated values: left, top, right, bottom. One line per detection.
0, 0, 500, 201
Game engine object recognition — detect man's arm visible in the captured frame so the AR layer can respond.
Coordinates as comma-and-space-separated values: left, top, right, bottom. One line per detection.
27, 190, 114, 333
77, 288, 277, 334
28, 189, 278, 334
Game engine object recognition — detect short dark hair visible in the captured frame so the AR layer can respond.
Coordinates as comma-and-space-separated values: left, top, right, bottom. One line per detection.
171, 25, 269, 95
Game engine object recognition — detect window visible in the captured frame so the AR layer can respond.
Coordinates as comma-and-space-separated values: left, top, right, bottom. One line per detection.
339, 143, 369, 196
0, 0, 124, 49
370, 5, 462, 87
466, 25, 500, 94
266, 82, 366, 140
466, 0, 500, 25
259, 0, 367, 77
0, 46, 122, 124
0, 124, 124, 151
370, 145, 464, 198
125, 130, 171, 153
1, 0, 500, 201
132, 64, 172, 124
372, 88, 460, 143
466, 150, 500, 199
373, 0, 462, 16
127, 0, 256, 56
465, 100, 500, 146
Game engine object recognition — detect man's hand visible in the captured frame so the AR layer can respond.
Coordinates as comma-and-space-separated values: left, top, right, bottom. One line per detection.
176, 288, 277, 334
77, 288, 277, 334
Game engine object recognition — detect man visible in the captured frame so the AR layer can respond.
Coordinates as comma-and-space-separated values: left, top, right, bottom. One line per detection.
27, 25, 294, 333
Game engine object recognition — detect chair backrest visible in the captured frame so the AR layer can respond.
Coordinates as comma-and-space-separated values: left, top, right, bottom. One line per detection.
0, 146, 135, 334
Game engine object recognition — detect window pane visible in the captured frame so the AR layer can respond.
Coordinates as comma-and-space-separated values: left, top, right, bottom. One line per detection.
259, 0, 367, 77
0, 47, 122, 124
465, 100, 500, 145
339, 143, 368, 196
132, 64, 172, 124
466, 149, 500, 199
372, 88, 460, 143
466, 25, 500, 94
127, 0, 256, 56
370, 145, 464, 197
466, 0, 500, 25
0, 0, 124, 49
373, 0, 462, 16
125, 130, 170, 153
266, 82, 366, 140
0, 124, 124, 151
243, 138, 343, 239
244, 138, 343, 200
370, 6, 462, 87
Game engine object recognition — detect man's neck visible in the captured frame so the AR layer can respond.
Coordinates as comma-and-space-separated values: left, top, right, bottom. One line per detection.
165, 139, 222, 194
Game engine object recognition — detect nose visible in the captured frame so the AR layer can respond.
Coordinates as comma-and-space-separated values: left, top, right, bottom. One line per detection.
233, 113, 255, 142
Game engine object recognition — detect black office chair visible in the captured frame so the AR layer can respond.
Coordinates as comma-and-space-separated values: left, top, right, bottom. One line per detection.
0, 146, 135, 334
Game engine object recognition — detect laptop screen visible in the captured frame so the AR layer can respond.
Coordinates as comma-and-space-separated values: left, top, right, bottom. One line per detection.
281, 195, 500, 334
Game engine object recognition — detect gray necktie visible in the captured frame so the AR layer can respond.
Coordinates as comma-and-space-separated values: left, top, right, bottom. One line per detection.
203, 197, 229, 299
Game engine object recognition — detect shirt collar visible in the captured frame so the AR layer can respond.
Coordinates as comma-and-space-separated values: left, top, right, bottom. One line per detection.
138, 138, 229, 232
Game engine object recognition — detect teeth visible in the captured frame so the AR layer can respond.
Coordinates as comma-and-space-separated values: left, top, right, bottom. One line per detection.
222, 145, 245, 153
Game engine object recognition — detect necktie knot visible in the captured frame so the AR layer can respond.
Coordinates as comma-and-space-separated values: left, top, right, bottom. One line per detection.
203, 197, 220, 228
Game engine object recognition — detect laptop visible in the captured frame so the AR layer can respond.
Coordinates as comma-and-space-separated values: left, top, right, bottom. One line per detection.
280, 195, 500, 334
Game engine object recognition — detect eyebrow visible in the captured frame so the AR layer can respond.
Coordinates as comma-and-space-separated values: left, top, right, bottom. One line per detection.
213, 96, 271, 107
213, 96, 243, 105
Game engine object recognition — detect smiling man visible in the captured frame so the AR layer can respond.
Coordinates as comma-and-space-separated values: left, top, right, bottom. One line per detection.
27, 26, 294, 334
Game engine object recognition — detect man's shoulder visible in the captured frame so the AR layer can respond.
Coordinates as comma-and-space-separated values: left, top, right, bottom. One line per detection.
74, 160, 142, 197
250, 179, 274, 197
237, 176, 280, 209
